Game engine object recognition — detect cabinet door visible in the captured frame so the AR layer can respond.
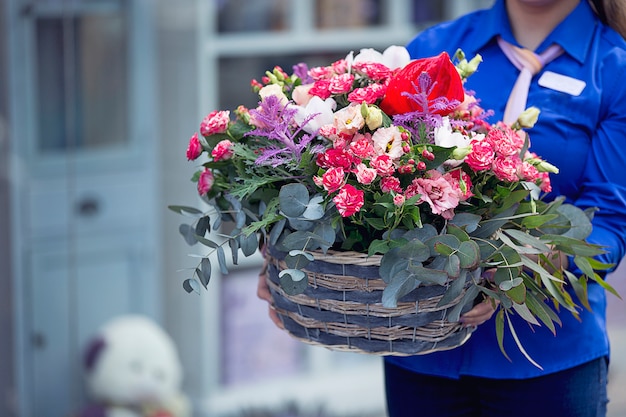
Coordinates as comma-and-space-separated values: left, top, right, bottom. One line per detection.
28, 237, 156, 417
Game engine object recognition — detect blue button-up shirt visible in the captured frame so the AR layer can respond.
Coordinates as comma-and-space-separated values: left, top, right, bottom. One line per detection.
386, 0, 626, 379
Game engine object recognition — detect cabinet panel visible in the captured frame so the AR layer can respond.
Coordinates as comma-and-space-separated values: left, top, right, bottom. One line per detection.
28, 237, 155, 417
27, 174, 148, 239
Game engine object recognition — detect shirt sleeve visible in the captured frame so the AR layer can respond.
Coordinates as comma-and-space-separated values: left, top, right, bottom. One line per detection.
572, 48, 626, 272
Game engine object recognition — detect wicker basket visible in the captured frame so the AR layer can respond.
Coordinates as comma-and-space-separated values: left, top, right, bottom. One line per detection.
266, 246, 481, 356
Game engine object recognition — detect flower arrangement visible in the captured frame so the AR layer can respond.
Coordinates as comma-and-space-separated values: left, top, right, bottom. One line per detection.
171, 46, 615, 363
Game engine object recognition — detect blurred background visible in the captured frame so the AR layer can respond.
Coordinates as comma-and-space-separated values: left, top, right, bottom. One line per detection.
0, 0, 624, 416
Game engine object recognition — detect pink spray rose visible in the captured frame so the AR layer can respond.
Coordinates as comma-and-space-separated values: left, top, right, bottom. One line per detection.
492, 155, 522, 183
211, 139, 234, 161
380, 176, 402, 193
200, 110, 230, 136
354, 163, 377, 185
197, 168, 214, 196
466, 138, 496, 172
333, 184, 365, 217
370, 154, 396, 176
321, 167, 346, 192
186, 133, 202, 161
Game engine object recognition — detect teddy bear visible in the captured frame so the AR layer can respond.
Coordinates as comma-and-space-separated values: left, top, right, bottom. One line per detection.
76, 315, 191, 417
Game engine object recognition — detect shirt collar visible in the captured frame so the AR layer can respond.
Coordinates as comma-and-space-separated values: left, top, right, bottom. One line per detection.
472, 0, 598, 65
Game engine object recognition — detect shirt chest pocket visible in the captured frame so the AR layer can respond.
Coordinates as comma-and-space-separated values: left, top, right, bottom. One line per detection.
530, 76, 600, 137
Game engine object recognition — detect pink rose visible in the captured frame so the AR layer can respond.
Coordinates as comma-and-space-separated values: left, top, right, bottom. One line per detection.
380, 176, 402, 193
370, 154, 396, 176
331, 59, 349, 74
353, 62, 392, 81
321, 167, 346, 192
492, 155, 522, 183
489, 124, 525, 156
200, 110, 230, 136
186, 133, 202, 161
309, 65, 333, 81
328, 73, 355, 95
354, 163, 377, 185
333, 184, 365, 217
309, 79, 332, 100
211, 139, 234, 161
393, 194, 406, 206
349, 135, 376, 159
347, 83, 386, 105
197, 168, 214, 196
466, 139, 495, 172
316, 148, 358, 170
539, 172, 552, 193
519, 161, 540, 183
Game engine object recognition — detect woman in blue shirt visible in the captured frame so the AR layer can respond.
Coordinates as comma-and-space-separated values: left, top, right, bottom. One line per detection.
384, 0, 626, 416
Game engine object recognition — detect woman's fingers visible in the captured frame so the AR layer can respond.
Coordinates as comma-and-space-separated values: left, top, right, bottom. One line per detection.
460, 299, 498, 327
257, 258, 285, 329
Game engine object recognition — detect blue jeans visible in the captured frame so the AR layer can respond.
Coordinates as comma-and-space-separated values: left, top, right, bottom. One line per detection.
384, 357, 609, 417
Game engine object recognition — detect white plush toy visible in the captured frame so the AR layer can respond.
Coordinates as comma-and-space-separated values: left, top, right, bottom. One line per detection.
77, 315, 191, 417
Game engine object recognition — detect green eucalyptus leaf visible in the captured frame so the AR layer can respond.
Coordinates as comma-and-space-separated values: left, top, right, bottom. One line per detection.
407, 264, 449, 285
302, 195, 325, 220
450, 212, 481, 233
525, 291, 557, 334
195, 216, 211, 237
240, 232, 258, 257
471, 204, 518, 239
216, 246, 229, 275
183, 278, 201, 295
368, 239, 390, 256
279, 183, 309, 217
179, 224, 198, 246
168, 205, 204, 216
447, 284, 480, 322
564, 271, 591, 310
381, 270, 419, 308
269, 218, 287, 246
228, 234, 240, 265
379, 249, 410, 284
505, 281, 526, 304
499, 277, 523, 291
501, 229, 551, 253
520, 214, 558, 229
279, 269, 309, 295
287, 217, 315, 232
437, 270, 467, 307
505, 310, 543, 369
511, 301, 540, 326
446, 224, 470, 242
457, 240, 481, 269
495, 309, 510, 361
285, 250, 313, 269
194, 235, 219, 249
445, 254, 461, 278
279, 230, 332, 252
397, 239, 431, 263
199, 258, 211, 288
426, 234, 460, 258
313, 222, 336, 253
402, 224, 438, 242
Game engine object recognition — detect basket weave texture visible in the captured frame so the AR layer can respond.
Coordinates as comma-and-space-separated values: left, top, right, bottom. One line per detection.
267, 246, 480, 356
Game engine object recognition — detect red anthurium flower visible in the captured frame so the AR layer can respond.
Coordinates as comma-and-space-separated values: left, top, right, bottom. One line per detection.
379, 52, 464, 116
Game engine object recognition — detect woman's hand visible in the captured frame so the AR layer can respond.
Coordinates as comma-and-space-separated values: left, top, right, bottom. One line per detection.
460, 299, 498, 327
256, 257, 284, 329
